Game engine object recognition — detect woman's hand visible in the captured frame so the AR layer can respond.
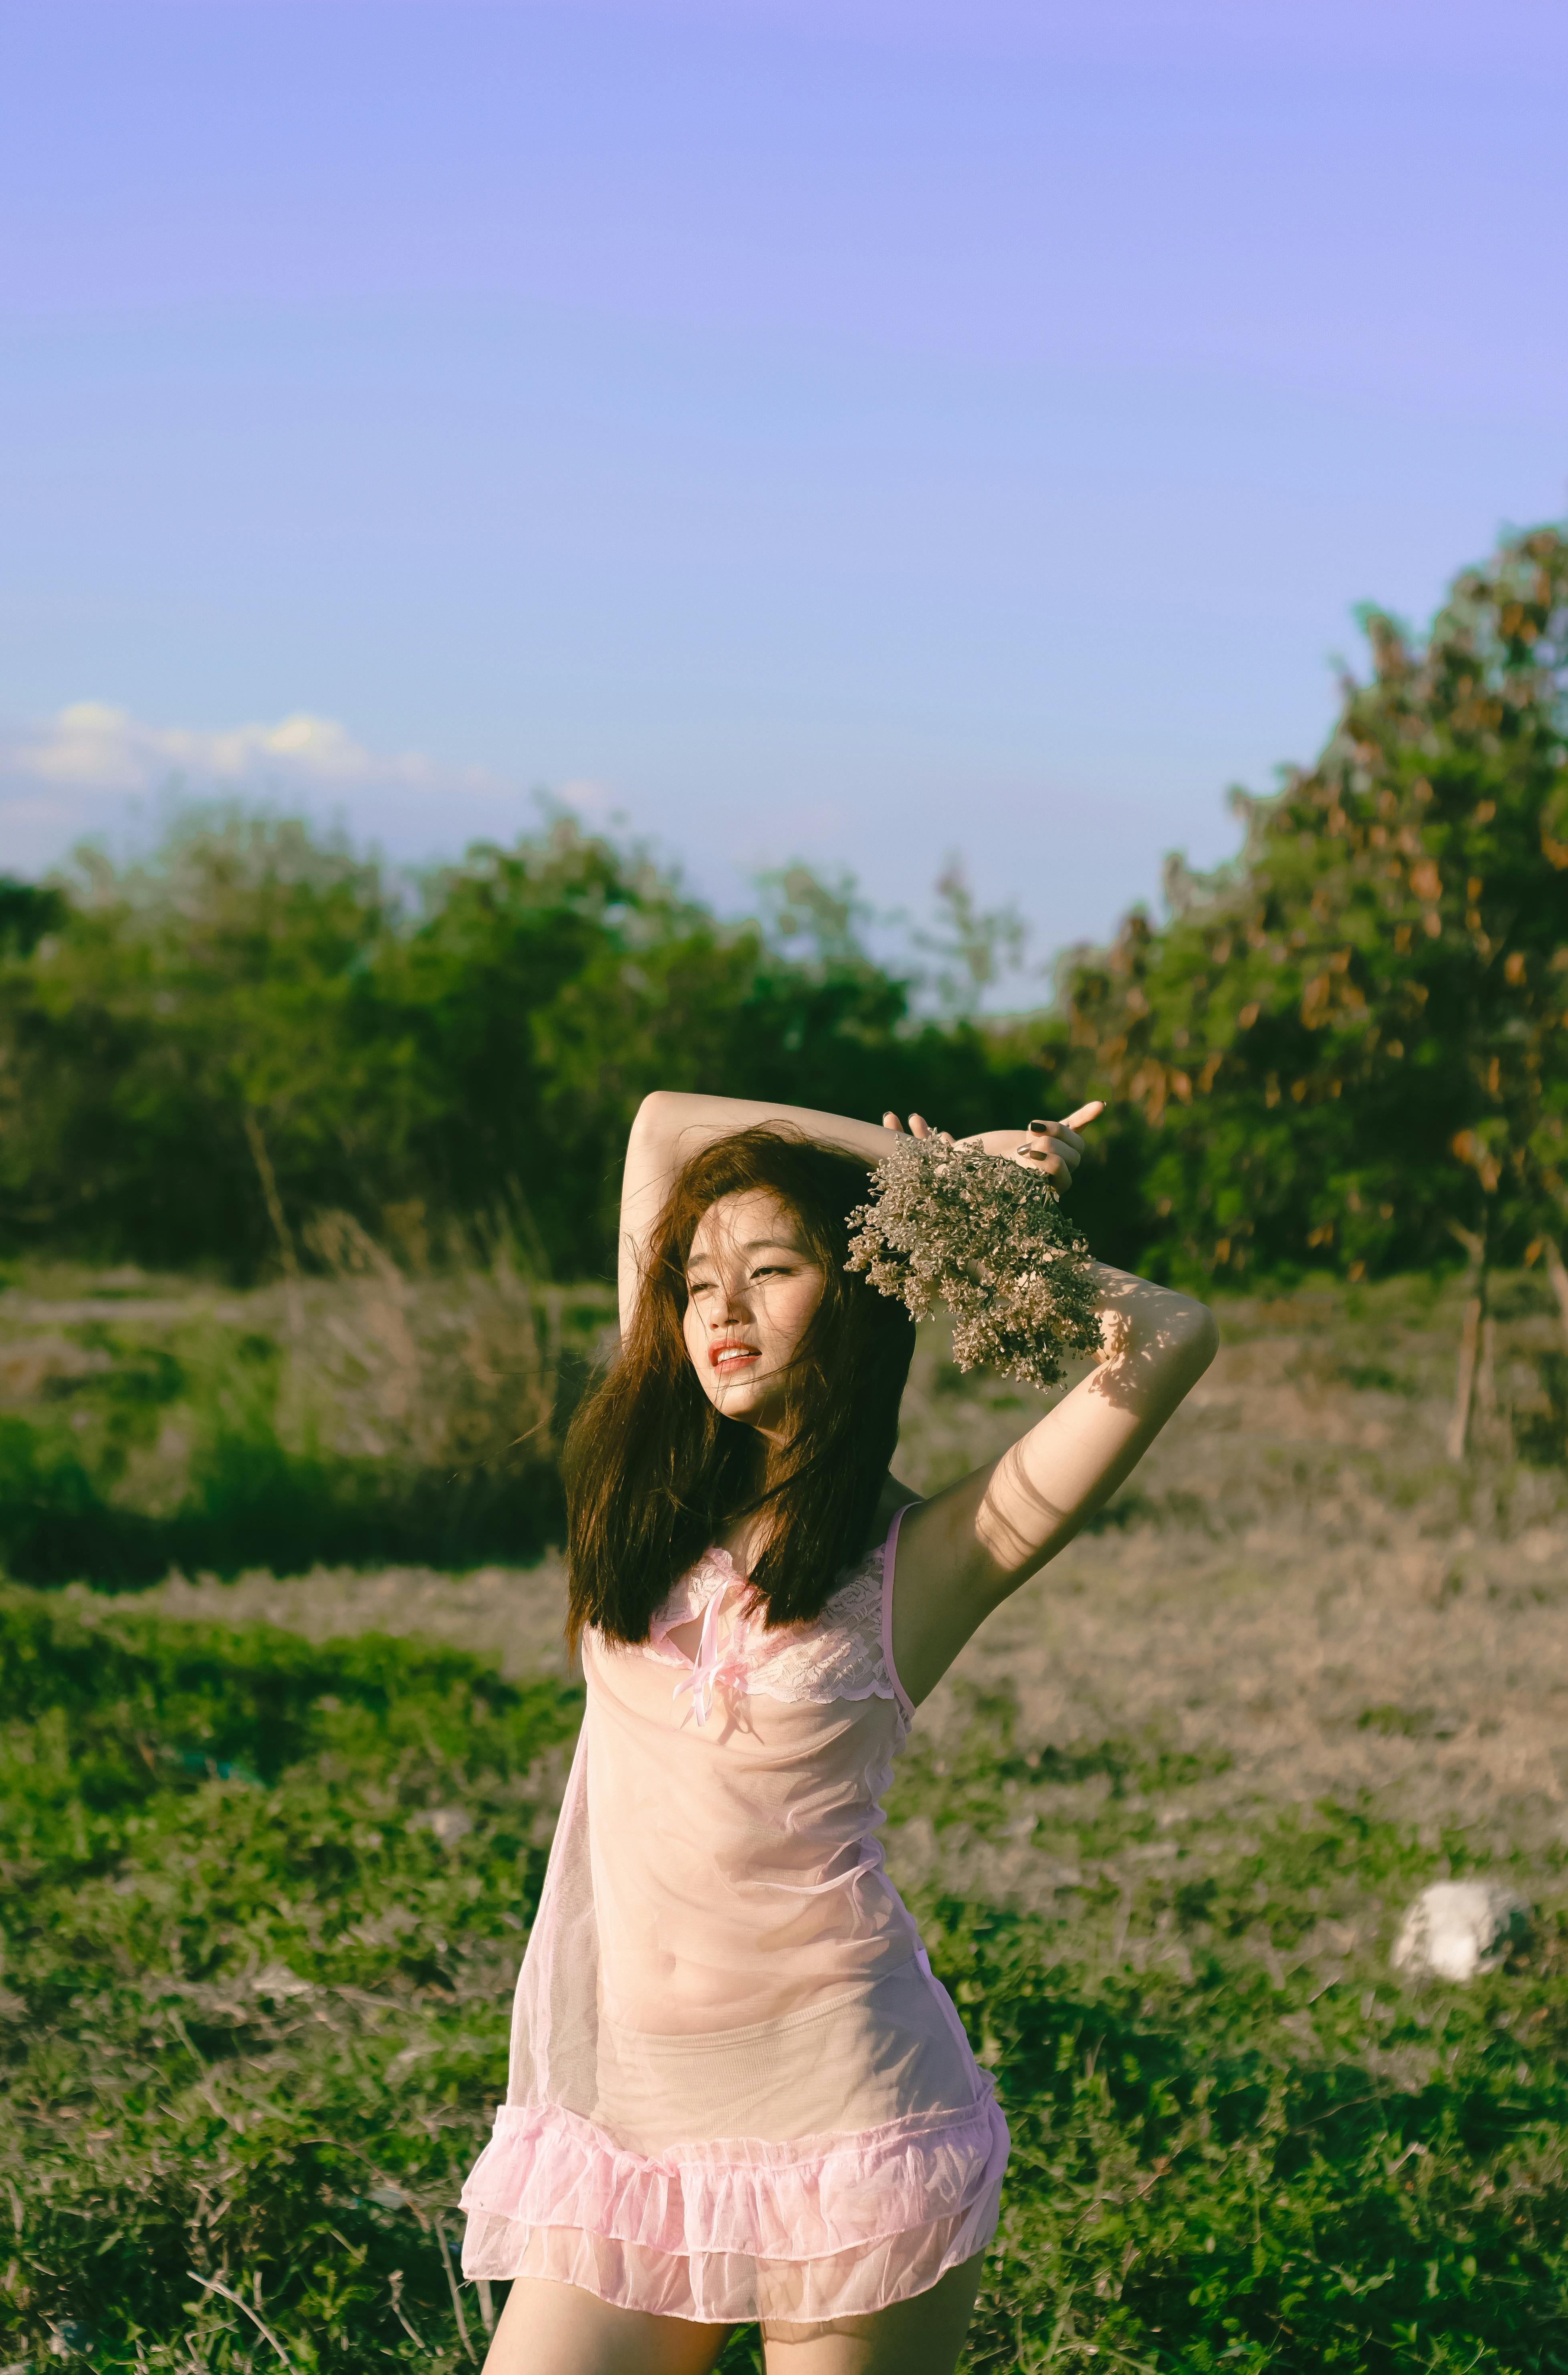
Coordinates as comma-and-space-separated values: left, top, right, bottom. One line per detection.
879, 1102, 1104, 1192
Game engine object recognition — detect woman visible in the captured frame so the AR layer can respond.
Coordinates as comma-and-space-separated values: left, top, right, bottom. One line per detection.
461, 1091, 1216, 2374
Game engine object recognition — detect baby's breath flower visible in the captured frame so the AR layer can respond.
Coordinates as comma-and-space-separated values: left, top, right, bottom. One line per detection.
846, 1135, 1100, 1389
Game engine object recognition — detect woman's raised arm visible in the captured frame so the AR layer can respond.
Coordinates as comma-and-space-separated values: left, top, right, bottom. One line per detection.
618, 1091, 894, 1335
618, 1091, 1100, 1336
891, 1264, 1217, 1705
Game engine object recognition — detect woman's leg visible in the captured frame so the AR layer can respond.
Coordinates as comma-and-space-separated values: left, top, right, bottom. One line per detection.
759, 2254, 984, 2375
481, 2275, 733, 2375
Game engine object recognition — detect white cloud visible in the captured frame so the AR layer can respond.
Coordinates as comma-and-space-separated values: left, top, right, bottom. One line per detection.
0, 701, 539, 876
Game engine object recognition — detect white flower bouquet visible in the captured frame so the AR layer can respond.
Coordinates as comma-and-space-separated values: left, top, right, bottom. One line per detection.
845, 1133, 1100, 1389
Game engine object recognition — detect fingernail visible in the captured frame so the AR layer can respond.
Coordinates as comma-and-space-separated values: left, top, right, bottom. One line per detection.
1029, 1118, 1050, 1133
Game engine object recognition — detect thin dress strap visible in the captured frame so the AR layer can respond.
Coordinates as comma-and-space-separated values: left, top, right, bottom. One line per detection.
878, 1502, 916, 1725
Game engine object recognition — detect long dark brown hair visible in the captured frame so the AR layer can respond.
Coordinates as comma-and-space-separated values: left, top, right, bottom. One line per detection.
564, 1126, 916, 1649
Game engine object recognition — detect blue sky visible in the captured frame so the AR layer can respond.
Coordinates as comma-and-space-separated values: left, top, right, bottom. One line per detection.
2, 0, 1564, 965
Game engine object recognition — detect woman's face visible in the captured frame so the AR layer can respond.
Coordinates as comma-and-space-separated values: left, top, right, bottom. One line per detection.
681, 1190, 827, 1440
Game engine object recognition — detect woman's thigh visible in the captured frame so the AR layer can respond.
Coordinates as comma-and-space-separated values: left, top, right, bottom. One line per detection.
481, 2275, 733, 2375
759, 2254, 984, 2375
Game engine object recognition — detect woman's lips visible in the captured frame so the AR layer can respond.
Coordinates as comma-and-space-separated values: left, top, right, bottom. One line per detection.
709, 1341, 759, 1371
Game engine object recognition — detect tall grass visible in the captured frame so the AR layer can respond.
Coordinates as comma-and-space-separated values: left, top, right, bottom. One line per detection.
0, 1234, 615, 1586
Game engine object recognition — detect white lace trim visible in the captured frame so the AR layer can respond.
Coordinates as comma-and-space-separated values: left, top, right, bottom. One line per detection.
639, 1544, 896, 1709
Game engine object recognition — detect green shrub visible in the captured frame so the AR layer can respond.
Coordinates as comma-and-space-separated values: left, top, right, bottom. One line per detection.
0, 1413, 565, 1586
0, 1261, 595, 1588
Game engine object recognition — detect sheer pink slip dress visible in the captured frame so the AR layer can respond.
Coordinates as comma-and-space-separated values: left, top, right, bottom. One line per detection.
459, 1505, 1009, 2325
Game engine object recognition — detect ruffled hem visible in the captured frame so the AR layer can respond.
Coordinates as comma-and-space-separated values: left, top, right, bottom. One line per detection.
459, 2199, 1001, 2324
458, 2092, 1008, 2302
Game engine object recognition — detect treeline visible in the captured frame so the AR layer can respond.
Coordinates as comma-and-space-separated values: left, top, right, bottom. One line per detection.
2, 520, 1566, 1292
0, 819, 1089, 1280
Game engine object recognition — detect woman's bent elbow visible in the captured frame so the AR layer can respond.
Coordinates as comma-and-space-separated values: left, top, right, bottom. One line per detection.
633, 1088, 680, 1132
1172, 1299, 1220, 1376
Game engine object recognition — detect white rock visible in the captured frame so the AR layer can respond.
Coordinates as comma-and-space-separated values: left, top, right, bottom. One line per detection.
1390, 1881, 1530, 1981
412, 1804, 473, 1846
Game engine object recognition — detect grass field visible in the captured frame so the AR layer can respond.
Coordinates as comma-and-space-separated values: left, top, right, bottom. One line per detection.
2, 1265, 1567, 2370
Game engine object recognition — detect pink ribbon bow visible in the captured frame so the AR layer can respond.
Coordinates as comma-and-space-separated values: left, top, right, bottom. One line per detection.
673, 1581, 754, 1728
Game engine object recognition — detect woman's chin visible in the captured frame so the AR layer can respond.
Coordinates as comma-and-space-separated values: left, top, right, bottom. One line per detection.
706, 1376, 783, 1428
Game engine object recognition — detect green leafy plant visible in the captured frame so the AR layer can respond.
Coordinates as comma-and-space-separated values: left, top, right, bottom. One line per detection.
0, 1591, 582, 2371
8, 1585, 1562, 2374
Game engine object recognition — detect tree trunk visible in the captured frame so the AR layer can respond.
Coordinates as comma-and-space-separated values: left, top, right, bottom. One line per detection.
243, 1107, 305, 1345
1446, 1291, 1483, 1463
1476, 1312, 1498, 1424
1443, 1219, 1488, 1464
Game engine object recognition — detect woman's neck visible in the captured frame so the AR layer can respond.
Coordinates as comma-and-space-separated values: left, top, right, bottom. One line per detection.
711, 1436, 773, 1572
716, 1466, 917, 1573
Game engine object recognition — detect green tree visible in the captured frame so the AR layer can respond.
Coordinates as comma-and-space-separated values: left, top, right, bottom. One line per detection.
0, 809, 400, 1270
379, 818, 765, 1271
1063, 523, 1568, 1315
